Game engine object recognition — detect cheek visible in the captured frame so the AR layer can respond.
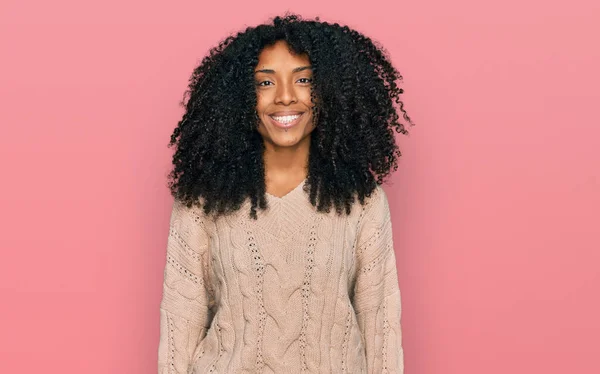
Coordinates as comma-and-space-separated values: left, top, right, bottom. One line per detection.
305, 91, 318, 108
302, 89, 314, 101
255, 92, 268, 110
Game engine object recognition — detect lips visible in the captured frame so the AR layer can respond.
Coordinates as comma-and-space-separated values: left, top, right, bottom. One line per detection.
270, 111, 304, 116
269, 112, 304, 129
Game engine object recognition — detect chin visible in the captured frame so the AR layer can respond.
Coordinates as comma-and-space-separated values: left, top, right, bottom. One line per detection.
270, 133, 304, 147
258, 118, 314, 147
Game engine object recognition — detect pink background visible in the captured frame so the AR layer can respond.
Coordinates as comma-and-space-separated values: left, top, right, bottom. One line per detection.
1, 0, 599, 373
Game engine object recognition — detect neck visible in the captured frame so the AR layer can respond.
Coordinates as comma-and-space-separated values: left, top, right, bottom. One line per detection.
263, 136, 310, 180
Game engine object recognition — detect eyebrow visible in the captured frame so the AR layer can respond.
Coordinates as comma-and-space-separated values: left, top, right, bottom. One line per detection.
254, 66, 312, 74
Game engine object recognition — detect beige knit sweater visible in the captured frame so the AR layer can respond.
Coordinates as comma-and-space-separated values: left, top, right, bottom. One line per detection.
157, 181, 404, 373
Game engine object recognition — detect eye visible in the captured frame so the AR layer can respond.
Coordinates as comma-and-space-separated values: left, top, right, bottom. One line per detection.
256, 80, 273, 87
297, 77, 313, 84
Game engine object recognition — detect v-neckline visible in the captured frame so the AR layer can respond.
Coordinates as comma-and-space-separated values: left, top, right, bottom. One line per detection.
265, 178, 307, 201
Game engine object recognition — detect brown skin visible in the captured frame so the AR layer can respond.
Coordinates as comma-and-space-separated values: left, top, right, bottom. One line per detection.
254, 40, 316, 197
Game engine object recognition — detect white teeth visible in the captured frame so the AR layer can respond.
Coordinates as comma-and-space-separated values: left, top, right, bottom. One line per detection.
271, 114, 301, 124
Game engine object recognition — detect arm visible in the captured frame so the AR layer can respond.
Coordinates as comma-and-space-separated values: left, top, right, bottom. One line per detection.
158, 199, 215, 374
352, 186, 404, 373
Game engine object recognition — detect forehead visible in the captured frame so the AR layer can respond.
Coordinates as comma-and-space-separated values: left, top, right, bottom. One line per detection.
256, 40, 310, 69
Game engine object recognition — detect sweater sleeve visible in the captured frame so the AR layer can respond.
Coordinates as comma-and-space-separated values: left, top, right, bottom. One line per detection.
351, 186, 404, 374
158, 199, 215, 374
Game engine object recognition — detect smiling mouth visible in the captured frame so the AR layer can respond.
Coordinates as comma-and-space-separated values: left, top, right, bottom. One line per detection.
269, 113, 304, 129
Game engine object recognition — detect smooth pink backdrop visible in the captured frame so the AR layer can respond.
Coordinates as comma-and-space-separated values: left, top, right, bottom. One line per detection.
1, 0, 598, 373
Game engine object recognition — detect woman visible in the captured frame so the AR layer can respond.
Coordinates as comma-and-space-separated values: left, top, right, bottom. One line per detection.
158, 13, 414, 374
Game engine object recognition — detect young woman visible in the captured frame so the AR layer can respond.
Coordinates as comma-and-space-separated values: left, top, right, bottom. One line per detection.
158, 13, 414, 374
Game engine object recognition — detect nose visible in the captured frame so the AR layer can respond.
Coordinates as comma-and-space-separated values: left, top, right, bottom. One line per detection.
274, 80, 297, 105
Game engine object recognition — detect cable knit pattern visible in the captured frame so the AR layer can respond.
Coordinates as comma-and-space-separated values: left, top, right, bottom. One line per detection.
158, 181, 403, 373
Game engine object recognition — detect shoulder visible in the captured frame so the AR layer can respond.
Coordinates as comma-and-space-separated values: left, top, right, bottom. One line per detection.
355, 184, 391, 235
354, 185, 393, 253
170, 198, 213, 229
361, 184, 390, 216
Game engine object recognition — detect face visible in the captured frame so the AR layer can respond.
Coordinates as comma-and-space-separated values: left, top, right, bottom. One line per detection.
254, 40, 316, 148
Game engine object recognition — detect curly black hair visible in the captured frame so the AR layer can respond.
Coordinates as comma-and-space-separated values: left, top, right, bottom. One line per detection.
167, 13, 415, 220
